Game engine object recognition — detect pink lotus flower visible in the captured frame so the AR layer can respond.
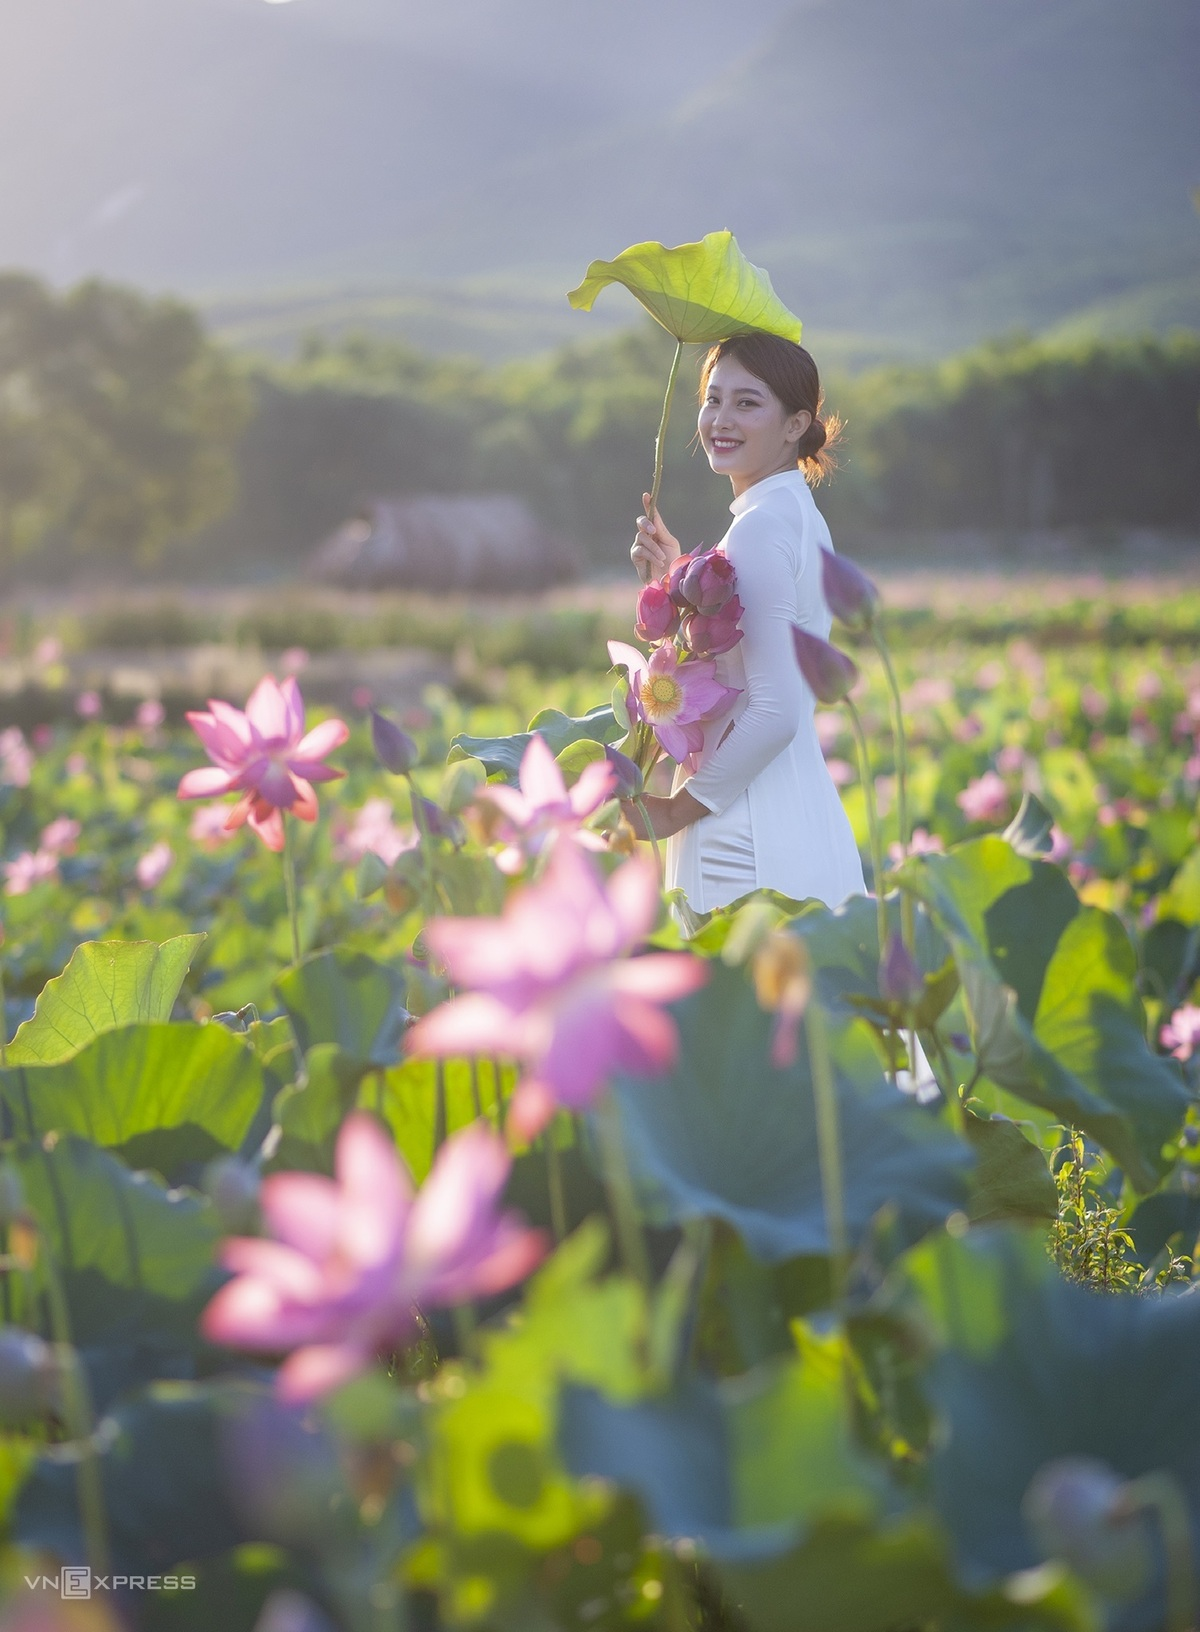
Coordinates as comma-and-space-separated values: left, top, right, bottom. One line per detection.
333, 799, 418, 868
956, 771, 1010, 825
3, 851, 58, 897
201, 1113, 546, 1403
479, 735, 615, 875
665, 552, 699, 608
136, 841, 174, 890
136, 698, 166, 731
1161, 1005, 1200, 1062
0, 728, 32, 789
39, 817, 80, 856
634, 581, 681, 642
790, 627, 860, 705
189, 803, 238, 848
178, 676, 349, 853
679, 549, 736, 616
608, 640, 739, 767
75, 690, 102, 720
889, 826, 944, 866
408, 841, 709, 1137
680, 594, 744, 658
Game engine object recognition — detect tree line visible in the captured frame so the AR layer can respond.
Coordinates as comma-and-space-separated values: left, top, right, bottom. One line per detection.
1, 272, 1197, 578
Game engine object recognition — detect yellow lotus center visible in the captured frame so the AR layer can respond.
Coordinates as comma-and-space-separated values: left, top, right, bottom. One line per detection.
641, 674, 682, 718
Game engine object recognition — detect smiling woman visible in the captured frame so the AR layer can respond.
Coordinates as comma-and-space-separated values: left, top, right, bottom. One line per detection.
627, 331, 864, 915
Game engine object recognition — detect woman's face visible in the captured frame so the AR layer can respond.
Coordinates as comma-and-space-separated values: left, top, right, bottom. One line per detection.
697, 355, 812, 497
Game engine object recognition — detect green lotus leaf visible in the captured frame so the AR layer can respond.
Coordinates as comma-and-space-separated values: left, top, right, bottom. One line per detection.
448, 704, 620, 782
568, 230, 802, 345
275, 947, 411, 1070
6, 934, 205, 1064
897, 838, 1190, 1191
0, 1022, 266, 1182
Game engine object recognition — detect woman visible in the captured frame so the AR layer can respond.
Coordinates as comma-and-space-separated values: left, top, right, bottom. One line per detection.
625, 331, 865, 915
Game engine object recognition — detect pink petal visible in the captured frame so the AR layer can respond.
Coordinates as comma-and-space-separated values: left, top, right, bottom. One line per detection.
291, 777, 319, 821
424, 1217, 548, 1304
259, 1173, 342, 1259
654, 720, 692, 762
605, 855, 662, 948
276, 1343, 371, 1404
280, 676, 306, 744
507, 1076, 558, 1139
287, 759, 344, 785
607, 640, 649, 685
219, 1237, 327, 1299
294, 717, 350, 763
247, 804, 286, 851
255, 761, 301, 809
186, 710, 250, 769
569, 758, 617, 817
647, 644, 680, 677
482, 785, 530, 823
607, 951, 709, 1003
177, 766, 237, 800
334, 1113, 412, 1267
245, 676, 292, 744
206, 698, 259, 749
519, 734, 567, 809
408, 993, 532, 1059
404, 1122, 511, 1276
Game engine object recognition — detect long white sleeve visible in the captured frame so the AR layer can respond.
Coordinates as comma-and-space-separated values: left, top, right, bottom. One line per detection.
682, 510, 812, 818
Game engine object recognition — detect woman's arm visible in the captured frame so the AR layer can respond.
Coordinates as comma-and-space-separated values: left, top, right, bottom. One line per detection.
681, 517, 808, 817
620, 788, 711, 842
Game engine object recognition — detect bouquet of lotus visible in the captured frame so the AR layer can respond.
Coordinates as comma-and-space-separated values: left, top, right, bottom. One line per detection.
609, 544, 744, 786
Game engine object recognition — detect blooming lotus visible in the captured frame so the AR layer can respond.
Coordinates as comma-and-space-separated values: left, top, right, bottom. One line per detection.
38, 817, 80, 856
956, 770, 1010, 825
634, 580, 681, 642
408, 841, 708, 1137
201, 1113, 546, 1402
135, 841, 173, 890
1161, 1004, 1200, 1062
479, 735, 615, 875
679, 549, 736, 616
790, 627, 860, 705
333, 799, 418, 867
178, 675, 349, 852
3, 851, 58, 897
681, 594, 744, 659
608, 639, 739, 766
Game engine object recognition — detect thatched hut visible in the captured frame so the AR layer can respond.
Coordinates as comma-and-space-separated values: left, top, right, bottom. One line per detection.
308, 494, 581, 593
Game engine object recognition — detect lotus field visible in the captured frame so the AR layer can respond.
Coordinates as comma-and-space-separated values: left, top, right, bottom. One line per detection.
4, 574, 1200, 1632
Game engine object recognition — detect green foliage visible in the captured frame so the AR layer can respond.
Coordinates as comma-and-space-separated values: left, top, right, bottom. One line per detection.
0, 272, 251, 567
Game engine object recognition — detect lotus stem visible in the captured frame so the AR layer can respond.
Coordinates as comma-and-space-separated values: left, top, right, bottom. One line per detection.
871, 627, 916, 956
38, 1237, 110, 1576
595, 1092, 651, 1289
633, 795, 664, 879
846, 699, 888, 967
0, 958, 7, 1069
647, 338, 685, 522
805, 1000, 849, 1313
546, 1134, 568, 1244
928, 1024, 966, 1137
1122, 1471, 1197, 1632
403, 771, 438, 915
282, 817, 301, 966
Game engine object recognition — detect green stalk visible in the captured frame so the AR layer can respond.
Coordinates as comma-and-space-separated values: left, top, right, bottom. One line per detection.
633, 794, 664, 879
282, 817, 301, 965
404, 771, 438, 914
0, 956, 7, 1068
1122, 1471, 1196, 1632
929, 1024, 967, 1136
871, 626, 917, 957
805, 1000, 849, 1313
38, 1242, 110, 1575
546, 1134, 568, 1244
846, 699, 888, 966
595, 1093, 651, 1289
647, 338, 685, 522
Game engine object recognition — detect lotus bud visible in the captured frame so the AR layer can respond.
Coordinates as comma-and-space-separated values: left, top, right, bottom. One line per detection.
370, 710, 418, 776
791, 627, 860, 705
666, 552, 698, 609
414, 794, 460, 843
879, 932, 924, 1011
680, 549, 736, 616
681, 596, 745, 659
820, 548, 880, 631
204, 1156, 262, 1234
0, 1327, 60, 1427
1022, 1457, 1149, 1601
604, 745, 644, 800
635, 581, 681, 643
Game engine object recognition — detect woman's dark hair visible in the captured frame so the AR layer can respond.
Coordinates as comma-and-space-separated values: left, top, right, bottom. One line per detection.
699, 331, 842, 485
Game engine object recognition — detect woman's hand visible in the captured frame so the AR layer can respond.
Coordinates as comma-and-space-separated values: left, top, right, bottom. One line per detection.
631, 492, 681, 584
620, 788, 709, 841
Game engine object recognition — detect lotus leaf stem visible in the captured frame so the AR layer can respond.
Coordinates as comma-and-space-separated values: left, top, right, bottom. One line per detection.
546, 1133, 568, 1243
38, 1238, 110, 1576
282, 817, 301, 966
595, 1092, 651, 1289
647, 338, 685, 523
805, 999, 849, 1312
1122, 1470, 1197, 1632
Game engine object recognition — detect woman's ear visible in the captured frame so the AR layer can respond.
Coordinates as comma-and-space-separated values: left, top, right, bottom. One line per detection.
786, 409, 813, 448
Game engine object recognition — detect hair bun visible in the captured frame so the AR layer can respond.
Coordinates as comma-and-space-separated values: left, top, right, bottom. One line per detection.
797, 416, 827, 461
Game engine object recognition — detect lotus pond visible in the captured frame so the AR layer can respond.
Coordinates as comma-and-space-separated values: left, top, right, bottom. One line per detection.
1, 579, 1200, 1632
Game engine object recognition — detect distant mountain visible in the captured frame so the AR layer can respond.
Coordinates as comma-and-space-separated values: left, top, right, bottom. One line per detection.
0, 0, 1195, 359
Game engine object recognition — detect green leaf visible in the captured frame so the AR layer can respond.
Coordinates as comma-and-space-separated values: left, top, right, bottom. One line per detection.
790, 895, 958, 1031
11, 1135, 221, 1406
6, 935, 205, 1064
554, 738, 606, 785
910, 1229, 1200, 1616
567, 231, 802, 345
963, 1111, 1058, 1224
612, 963, 970, 1263
275, 948, 411, 1070
0, 1023, 267, 1181
449, 705, 619, 782
898, 838, 1190, 1191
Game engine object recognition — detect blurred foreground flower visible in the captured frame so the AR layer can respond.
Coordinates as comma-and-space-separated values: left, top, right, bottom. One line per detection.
178, 675, 349, 852
135, 841, 174, 890
0, 728, 32, 789
608, 639, 738, 767
332, 799, 417, 867
477, 734, 615, 874
74, 690, 102, 720
409, 841, 707, 1136
3, 850, 58, 897
202, 1113, 545, 1402
39, 817, 80, 856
